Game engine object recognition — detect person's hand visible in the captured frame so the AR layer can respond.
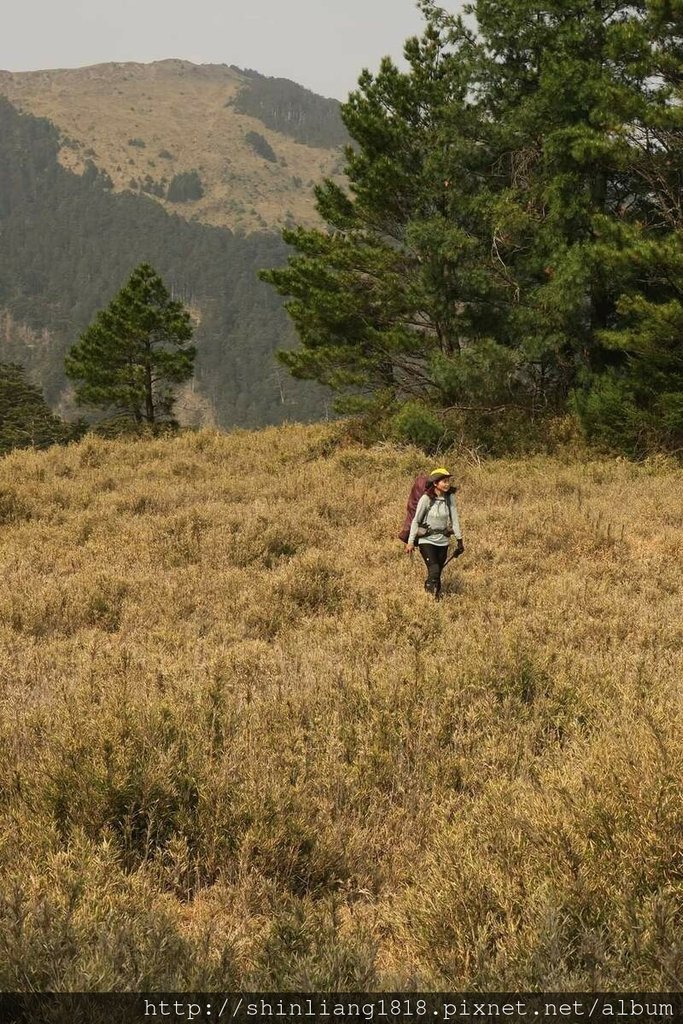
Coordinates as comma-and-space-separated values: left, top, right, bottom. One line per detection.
455, 538, 465, 555
405, 543, 415, 554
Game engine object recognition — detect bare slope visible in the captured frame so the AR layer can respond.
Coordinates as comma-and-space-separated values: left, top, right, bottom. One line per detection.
0, 425, 681, 988
0, 60, 346, 233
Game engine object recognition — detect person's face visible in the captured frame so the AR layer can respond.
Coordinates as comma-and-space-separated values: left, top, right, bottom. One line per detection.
434, 477, 451, 493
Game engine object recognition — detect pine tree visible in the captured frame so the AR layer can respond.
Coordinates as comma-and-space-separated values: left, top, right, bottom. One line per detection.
572, 0, 683, 452
65, 264, 196, 426
471, 0, 678, 365
0, 363, 84, 455
260, 10, 507, 417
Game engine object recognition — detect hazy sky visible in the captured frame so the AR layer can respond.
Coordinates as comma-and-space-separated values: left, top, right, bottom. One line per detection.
1, 0, 455, 100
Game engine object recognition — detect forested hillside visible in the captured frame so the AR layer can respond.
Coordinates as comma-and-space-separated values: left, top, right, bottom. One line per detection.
232, 69, 349, 147
0, 98, 326, 427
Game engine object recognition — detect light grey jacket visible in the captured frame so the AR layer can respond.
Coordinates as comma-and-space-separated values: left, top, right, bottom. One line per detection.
408, 492, 462, 547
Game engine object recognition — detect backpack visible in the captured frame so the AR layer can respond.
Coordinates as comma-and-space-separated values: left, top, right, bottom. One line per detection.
398, 473, 457, 543
397, 473, 431, 542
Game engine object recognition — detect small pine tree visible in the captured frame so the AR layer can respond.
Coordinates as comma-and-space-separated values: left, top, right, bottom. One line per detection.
65, 263, 196, 426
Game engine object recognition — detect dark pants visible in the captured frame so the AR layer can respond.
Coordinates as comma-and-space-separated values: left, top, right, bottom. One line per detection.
419, 543, 449, 598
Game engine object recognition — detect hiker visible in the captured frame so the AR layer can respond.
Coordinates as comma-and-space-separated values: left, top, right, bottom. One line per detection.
405, 468, 464, 600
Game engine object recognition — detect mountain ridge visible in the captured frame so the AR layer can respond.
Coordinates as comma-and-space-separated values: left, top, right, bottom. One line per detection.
0, 58, 348, 234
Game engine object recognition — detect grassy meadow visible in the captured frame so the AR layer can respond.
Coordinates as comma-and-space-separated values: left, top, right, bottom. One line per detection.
0, 423, 681, 991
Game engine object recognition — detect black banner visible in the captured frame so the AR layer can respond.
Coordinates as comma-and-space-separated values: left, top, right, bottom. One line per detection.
0, 993, 680, 1024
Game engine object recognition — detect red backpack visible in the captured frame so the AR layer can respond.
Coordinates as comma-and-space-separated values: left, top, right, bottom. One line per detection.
398, 473, 431, 542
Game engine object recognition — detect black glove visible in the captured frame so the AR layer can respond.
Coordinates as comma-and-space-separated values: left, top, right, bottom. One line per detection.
455, 538, 465, 556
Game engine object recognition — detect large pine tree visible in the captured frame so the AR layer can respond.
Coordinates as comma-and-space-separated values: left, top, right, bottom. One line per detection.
261, 10, 500, 415
65, 263, 196, 426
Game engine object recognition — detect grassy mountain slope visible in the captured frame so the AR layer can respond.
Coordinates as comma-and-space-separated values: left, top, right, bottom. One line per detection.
0, 426, 680, 988
0, 60, 347, 234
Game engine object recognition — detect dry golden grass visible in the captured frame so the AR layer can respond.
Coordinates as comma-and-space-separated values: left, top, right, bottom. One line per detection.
0, 61, 343, 234
0, 424, 681, 990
